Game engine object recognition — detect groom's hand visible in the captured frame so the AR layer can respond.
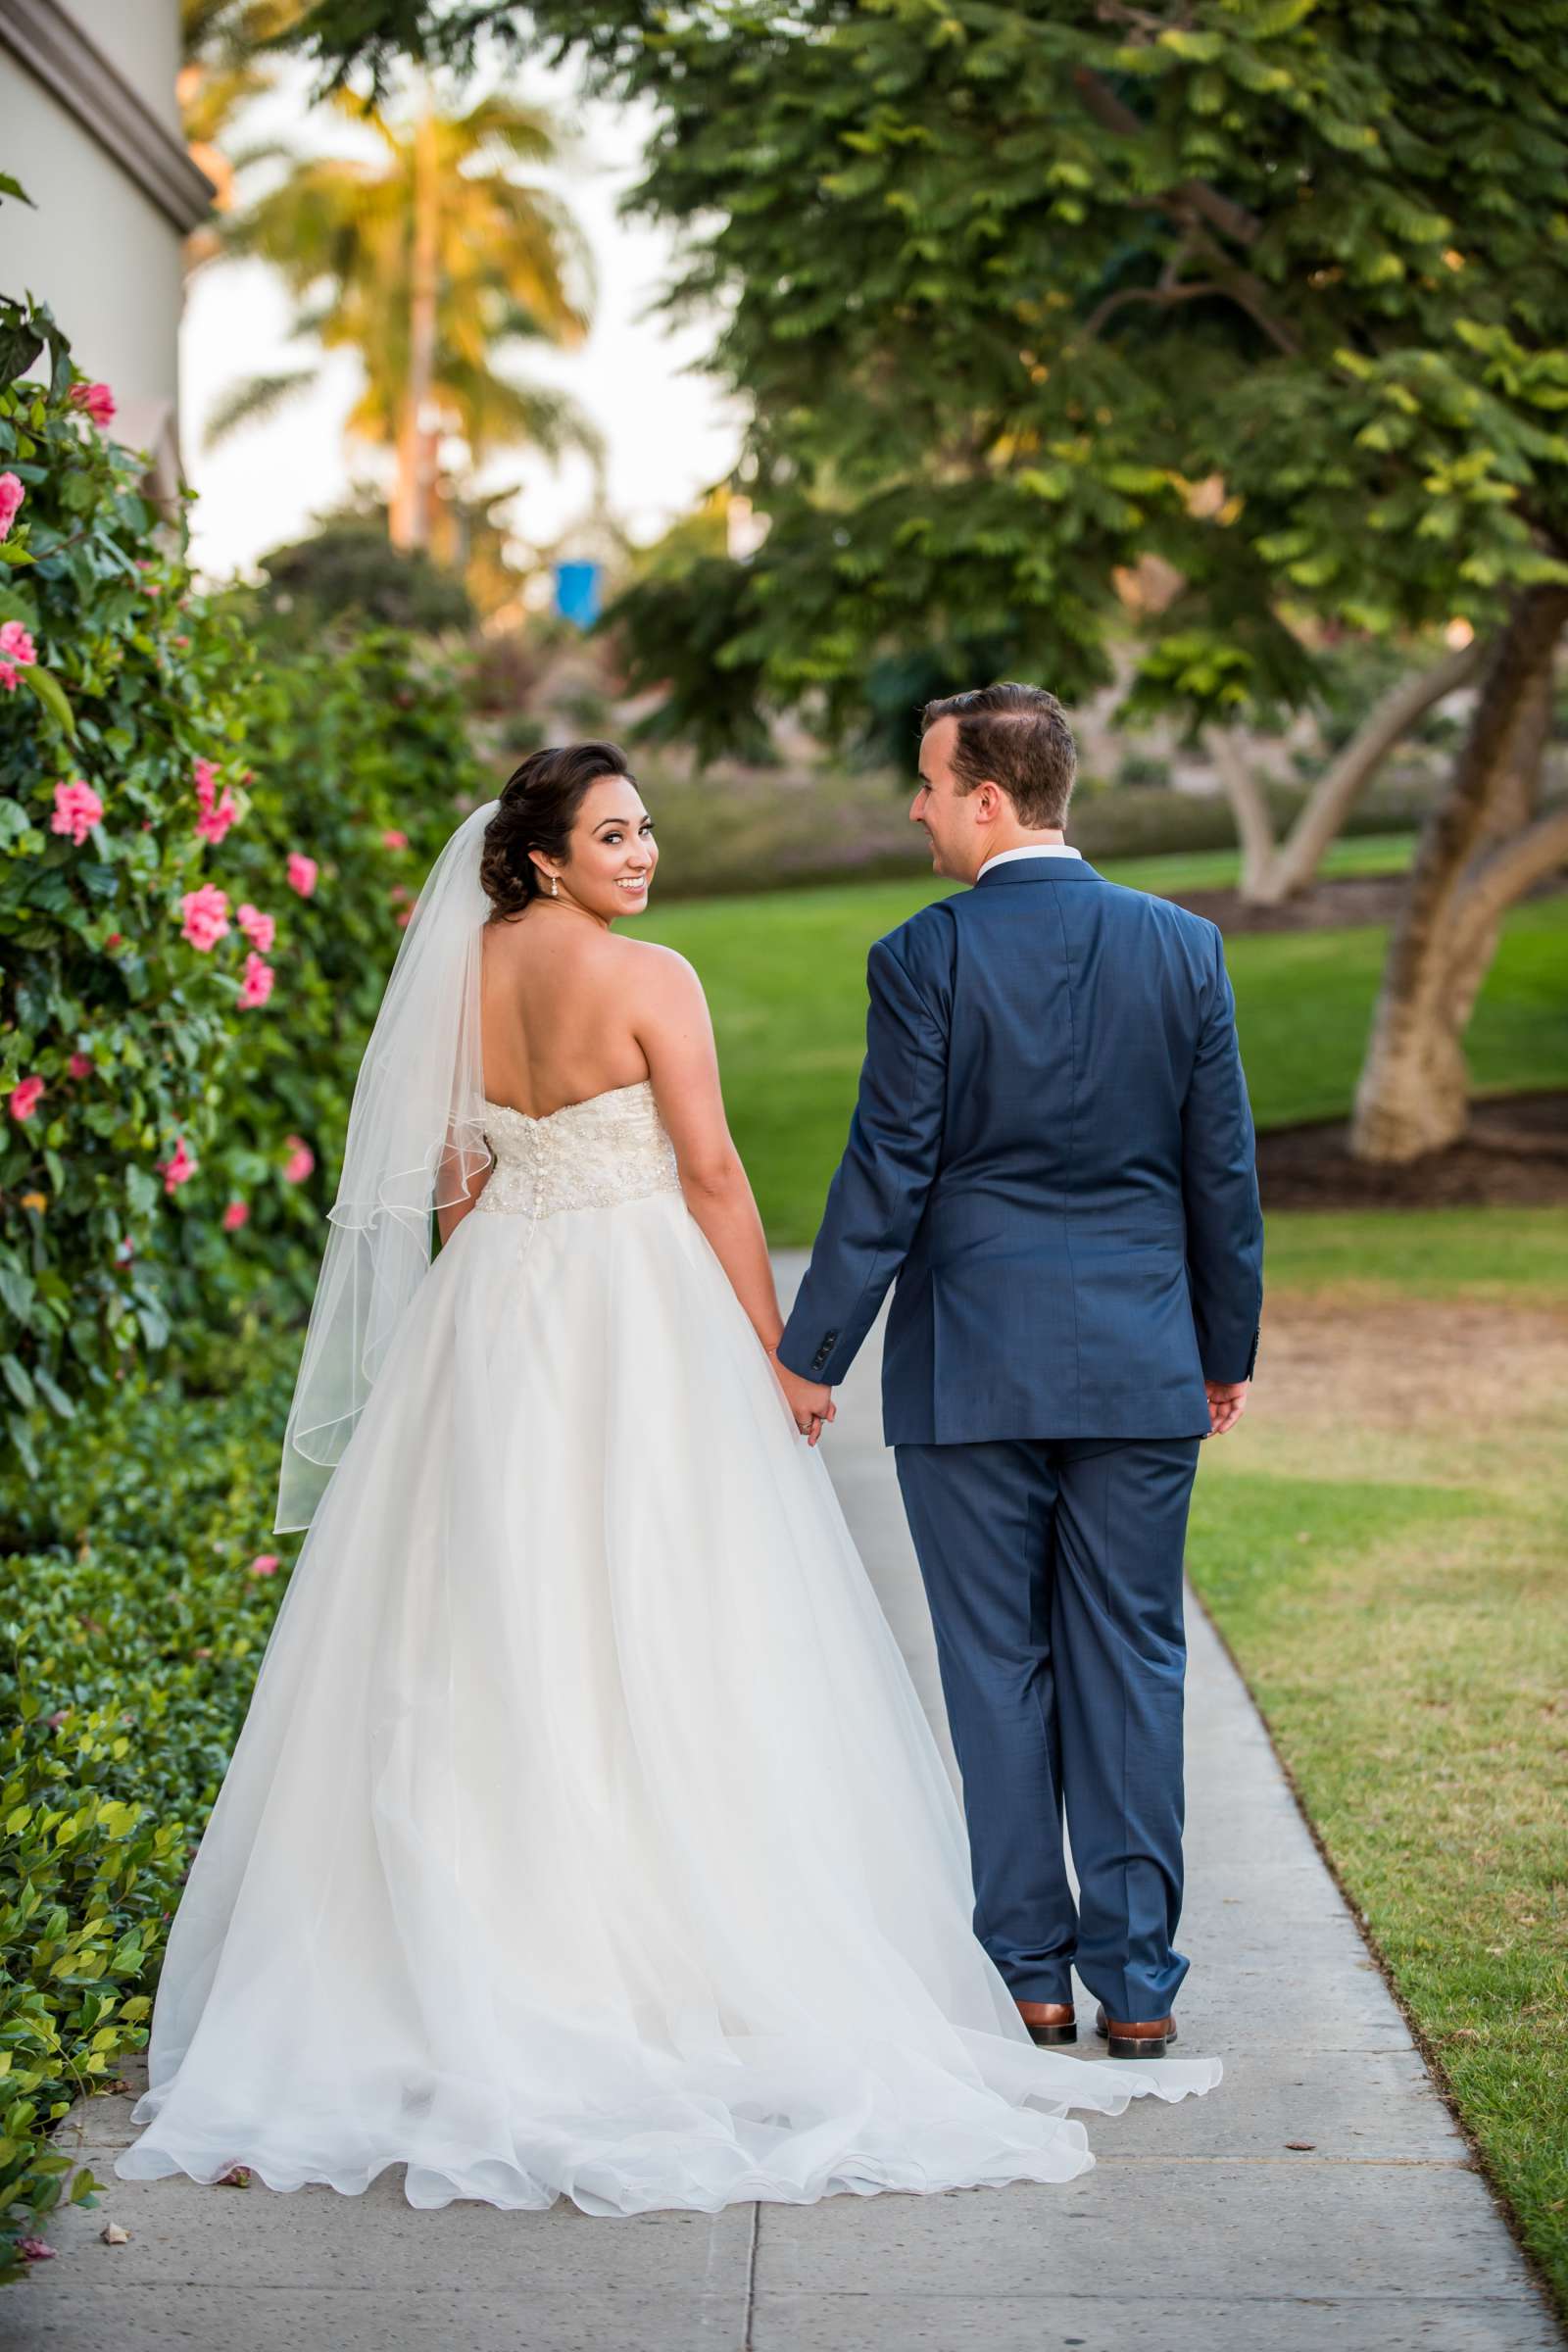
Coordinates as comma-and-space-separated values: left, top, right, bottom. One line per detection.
1205, 1379, 1250, 1437
767, 1348, 837, 1446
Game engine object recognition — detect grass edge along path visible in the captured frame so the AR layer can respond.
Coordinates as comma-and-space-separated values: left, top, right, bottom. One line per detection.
1186, 1206, 1568, 2328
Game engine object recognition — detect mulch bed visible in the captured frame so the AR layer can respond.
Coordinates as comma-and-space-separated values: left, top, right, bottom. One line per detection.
1256, 1093, 1568, 1210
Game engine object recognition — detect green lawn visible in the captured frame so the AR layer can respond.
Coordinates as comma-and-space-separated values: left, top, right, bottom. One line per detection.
1095, 828, 1415, 897
640, 868, 1568, 1243
1188, 1208, 1567, 2319
1263, 1205, 1568, 1298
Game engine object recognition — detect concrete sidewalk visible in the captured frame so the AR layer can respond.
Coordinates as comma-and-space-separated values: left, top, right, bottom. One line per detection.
6, 1266, 1559, 2352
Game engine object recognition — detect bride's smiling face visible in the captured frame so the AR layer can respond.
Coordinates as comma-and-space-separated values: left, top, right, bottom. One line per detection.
533, 776, 658, 921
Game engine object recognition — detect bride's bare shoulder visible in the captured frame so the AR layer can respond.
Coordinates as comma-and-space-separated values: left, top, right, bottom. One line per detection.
613, 933, 704, 993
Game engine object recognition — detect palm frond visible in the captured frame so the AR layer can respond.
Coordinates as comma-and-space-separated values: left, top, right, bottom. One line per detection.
202, 365, 318, 449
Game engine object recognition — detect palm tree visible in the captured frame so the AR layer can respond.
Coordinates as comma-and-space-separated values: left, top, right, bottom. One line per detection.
204, 80, 605, 550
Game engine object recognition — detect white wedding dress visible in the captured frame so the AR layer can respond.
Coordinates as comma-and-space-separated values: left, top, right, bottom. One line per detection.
115, 1078, 1220, 2215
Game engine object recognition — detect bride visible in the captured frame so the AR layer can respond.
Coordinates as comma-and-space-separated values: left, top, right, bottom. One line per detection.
114, 742, 1220, 2216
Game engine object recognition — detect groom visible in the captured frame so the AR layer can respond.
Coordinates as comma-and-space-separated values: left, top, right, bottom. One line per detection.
773, 682, 1263, 2059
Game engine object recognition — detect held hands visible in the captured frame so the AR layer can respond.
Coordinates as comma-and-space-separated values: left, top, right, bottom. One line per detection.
765, 1344, 837, 1446
1204, 1379, 1250, 1437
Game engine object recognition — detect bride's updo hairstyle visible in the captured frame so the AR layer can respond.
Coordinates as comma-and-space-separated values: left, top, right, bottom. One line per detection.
479, 740, 638, 920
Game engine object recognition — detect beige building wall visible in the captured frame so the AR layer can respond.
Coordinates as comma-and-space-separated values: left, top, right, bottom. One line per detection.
0, 0, 213, 494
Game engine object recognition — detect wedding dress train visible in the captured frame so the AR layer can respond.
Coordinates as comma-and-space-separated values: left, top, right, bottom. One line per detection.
115, 1079, 1220, 2214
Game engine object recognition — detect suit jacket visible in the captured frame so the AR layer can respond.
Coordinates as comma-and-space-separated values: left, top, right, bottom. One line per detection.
775, 856, 1263, 1442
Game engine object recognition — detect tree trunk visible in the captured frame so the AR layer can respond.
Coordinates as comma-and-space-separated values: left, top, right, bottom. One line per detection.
1204, 727, 1278, 900
1442, 669, 1557, 1035
1349, 588, 1568, 1163
1256, 638, 1484, 906
391, 100, 440, 552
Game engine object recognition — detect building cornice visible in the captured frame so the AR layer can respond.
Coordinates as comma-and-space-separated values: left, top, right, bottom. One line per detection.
0, 0, 216, 234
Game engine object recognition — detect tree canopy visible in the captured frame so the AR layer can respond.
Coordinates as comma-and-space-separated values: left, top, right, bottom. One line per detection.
266, 3, 1568, 1160
282, 2, 1568, 750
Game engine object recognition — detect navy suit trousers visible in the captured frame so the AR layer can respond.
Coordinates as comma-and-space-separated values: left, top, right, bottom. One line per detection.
894, 1433, 1202, 2022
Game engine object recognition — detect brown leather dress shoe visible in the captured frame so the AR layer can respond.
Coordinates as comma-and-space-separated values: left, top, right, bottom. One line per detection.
1093, 2001, 1178, 2059
1015, 1998, 1077, 2046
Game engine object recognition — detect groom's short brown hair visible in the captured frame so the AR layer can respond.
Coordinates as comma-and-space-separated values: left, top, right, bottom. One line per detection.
919, 682, 1077, 829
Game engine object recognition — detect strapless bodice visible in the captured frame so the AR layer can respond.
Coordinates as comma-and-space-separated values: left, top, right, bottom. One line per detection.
472, 1079, 682, 1221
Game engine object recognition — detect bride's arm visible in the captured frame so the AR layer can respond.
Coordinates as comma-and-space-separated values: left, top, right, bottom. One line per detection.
631, 945, 785, 1351
435, 1135, 491, 1248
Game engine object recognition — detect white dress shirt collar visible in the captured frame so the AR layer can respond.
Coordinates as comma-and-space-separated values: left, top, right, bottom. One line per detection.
975, 842, 1084, 881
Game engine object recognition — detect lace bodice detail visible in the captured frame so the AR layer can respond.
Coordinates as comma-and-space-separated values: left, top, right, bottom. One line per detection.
472, 1079, 681, 1220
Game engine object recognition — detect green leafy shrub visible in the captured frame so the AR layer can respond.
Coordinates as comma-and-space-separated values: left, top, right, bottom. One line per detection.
165, 612, 491, 1338
0, 288, 493, 1441
0, 1324, 300, 2281
0, 291, 265, 1460
255, 512, 474, 643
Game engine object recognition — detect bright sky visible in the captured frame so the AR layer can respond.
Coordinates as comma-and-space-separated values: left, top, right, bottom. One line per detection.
179, 52, 748, 586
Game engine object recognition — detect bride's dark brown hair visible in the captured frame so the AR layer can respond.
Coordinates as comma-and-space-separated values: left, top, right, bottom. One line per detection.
480, 741, 638, 920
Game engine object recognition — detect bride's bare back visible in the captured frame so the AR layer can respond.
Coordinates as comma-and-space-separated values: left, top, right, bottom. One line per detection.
479, 914, 652, 1118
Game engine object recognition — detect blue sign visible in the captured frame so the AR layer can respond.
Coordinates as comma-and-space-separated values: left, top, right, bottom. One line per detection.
554, 561, 602, 628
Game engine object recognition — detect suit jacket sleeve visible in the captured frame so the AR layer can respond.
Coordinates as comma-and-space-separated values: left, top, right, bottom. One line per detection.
775, 927, 949, 1389
1181, 923, 1264, 1383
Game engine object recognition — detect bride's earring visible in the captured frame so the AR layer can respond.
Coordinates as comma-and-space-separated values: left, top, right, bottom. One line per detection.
550, 873, 560, 899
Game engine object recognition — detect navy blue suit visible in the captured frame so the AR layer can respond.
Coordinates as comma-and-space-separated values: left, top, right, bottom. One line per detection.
777, 853, 1263, 2019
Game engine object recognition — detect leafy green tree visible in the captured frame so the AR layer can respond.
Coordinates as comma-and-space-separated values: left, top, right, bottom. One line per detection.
289, 0, 1568, 1162
206, 78, 605, 552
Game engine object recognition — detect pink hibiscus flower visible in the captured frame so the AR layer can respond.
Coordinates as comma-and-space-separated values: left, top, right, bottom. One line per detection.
286, 852, 318, 898
178, 884, 230, 952
50, 778, 105, 846
0, 472, 24, 538
221, 1200, 251, 1231
282, 1134, 315, 1184
381, 828, 408, 850
0, 620, 36, 666
69, 380, 116, 428
67, 1052, 91, 1080
248, 1553, 280, 1577
8, 1075, 45, 1121
237, 903, 275, 953
237, 952, 274, 1008
159, 1136, 197, 1193
194, 790, 238, 846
